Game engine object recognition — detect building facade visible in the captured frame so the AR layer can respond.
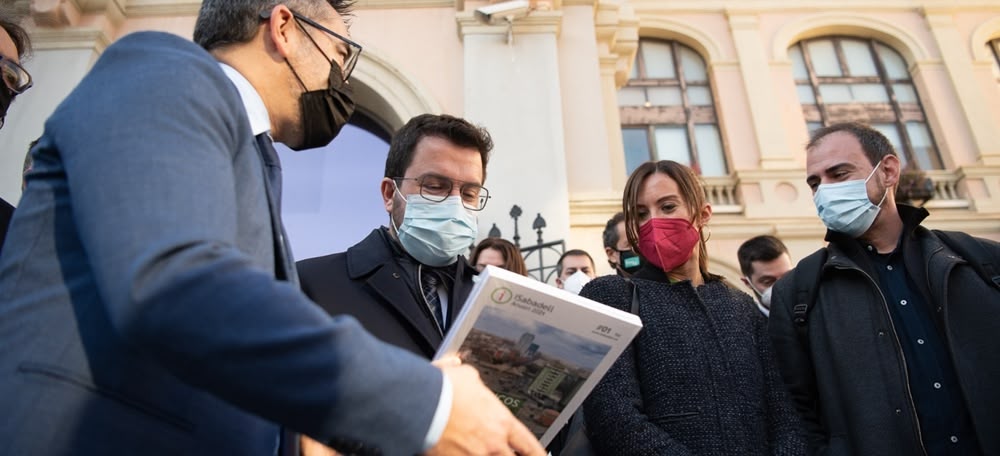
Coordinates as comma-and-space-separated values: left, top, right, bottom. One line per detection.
3, 0, 999, 280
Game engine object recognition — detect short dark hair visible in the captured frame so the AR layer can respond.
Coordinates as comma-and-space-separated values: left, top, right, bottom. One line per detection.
194, 0, 354, 51
556, 249, 595, 276
384, 114, 493, 182
471, 237, 527, 276
806, 122, 897, 167
0, 5, 31, 59
737, 235, 789, 277
602, 212, 625, 250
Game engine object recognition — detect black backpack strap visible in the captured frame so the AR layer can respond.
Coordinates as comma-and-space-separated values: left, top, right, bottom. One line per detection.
793, 248, 828, 344
933, 230, 1000, 289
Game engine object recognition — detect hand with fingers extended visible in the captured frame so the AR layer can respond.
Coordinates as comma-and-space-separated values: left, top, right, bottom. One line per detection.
426, 364, 545, 456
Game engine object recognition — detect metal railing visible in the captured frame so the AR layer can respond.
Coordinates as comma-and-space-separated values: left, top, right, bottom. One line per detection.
485, 205, 565, 283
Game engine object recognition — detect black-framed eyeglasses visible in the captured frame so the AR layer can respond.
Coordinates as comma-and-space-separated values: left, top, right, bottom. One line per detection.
1, 56, 32, 94
394, 175, 490, 211
260, 9, 362, 82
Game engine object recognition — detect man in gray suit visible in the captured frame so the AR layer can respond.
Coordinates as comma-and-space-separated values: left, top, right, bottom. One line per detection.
0, 1, 543, 455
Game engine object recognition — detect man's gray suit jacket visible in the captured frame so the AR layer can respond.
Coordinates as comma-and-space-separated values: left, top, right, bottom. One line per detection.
0, 31, 441, 455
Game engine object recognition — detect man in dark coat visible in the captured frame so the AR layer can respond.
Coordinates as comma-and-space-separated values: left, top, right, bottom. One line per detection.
769, 122, 1000, 455
298, 114, 492, 359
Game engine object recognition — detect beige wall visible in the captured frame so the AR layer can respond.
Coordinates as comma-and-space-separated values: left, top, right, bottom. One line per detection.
6, 0, 1000, 282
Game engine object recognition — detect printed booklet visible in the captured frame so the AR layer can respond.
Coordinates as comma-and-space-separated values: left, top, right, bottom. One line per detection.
434, 265, 643, 446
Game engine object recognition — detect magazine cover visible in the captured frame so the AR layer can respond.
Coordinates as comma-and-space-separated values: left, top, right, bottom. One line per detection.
434, 265, 642, 446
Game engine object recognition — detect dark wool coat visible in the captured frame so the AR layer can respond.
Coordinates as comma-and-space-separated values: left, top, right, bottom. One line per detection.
581, 267, 806, 455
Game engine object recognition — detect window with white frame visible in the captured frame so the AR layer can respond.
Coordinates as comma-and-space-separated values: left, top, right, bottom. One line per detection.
789, 36, 942, 170
617, 39, 727, 176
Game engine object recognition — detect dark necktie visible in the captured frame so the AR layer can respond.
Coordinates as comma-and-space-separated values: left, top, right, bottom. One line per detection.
255, 133, 283, 214
421, 269, 445, 331
255, 133, 297, 284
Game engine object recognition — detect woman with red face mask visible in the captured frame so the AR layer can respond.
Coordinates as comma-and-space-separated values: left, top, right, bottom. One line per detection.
577, 161, 805, 456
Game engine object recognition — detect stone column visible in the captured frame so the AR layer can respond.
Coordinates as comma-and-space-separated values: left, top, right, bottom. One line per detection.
726, 12, 796, 170
924, 11, 1000, 166
456, 9, 572, 247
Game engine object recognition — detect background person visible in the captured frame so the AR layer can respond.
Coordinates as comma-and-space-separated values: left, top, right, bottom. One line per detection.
554, 248, 596, 294
602, 211, 641, 277
471, 236, 528, 276
0, 8, 32, 256
580, 160, 805, 455
737, 234, 793, 316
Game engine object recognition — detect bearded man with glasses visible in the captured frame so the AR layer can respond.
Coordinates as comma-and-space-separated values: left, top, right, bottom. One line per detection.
0, 1, 543, 455
298, 112, 491, 366
0, 8, 32, 257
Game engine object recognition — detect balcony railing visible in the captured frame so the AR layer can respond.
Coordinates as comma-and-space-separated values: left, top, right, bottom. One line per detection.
702, 176, 742, 214
921, 170, 969, 209
700, 169, 968, 214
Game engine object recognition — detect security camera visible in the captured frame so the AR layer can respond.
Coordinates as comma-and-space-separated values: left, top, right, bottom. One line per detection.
475, 0, 532, 24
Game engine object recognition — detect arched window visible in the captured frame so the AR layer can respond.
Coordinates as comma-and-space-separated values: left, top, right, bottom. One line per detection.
618, 39, 727, 176
989, 38, 1000, 83
790, 36, 942, 170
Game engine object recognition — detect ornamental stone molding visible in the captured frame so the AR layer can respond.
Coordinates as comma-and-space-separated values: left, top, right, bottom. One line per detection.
770, 12, 935, 66
970, 16, 1000, 63
30, 0, 125, 26
593, 0, 637, 88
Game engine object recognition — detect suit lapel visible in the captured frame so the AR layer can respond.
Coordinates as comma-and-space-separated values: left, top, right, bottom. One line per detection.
347, 230, 441, 354
364, 264, 441, 353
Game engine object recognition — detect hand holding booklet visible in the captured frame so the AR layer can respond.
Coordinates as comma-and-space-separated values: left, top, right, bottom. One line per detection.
434, 266, 643, 446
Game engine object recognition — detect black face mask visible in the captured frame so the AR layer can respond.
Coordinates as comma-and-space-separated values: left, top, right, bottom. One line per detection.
617, 249, 642, 275
286, 57, 354, 150
0, 88, 13, 129
290, 60, 356, 151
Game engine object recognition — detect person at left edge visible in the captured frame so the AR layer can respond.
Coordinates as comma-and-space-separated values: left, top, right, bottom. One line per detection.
0, 2, 546, 455
0, 8, 32, 256
298, 113, 490, 359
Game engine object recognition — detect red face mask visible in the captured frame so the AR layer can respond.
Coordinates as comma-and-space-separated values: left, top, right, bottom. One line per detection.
638, 217, 701, 272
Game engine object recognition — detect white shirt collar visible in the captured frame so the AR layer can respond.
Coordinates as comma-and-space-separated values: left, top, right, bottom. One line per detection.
219, 63, 271, 137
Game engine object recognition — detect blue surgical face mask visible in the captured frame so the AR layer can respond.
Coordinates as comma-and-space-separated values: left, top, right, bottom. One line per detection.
392, 187, 478, 267
813, 160, 887, 238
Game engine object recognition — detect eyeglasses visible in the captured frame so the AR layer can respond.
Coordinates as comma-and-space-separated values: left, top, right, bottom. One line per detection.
1, 56, 32, 94
291, 11, 362, 82
394, 175, 490, 211
259, 9, 362, 82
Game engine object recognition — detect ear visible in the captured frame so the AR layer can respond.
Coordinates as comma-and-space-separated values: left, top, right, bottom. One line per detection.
555, 278, 564, 288
697, 203, 713, 228
263, 5, 298, 59
380, 178, 396, 213
881, 154, 901, 189
740, 276, 751, 288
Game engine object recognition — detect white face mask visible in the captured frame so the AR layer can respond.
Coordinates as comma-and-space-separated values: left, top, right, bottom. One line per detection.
813, 160, 888, 238
562, 270, 592, 295
745, 276, 773, 309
